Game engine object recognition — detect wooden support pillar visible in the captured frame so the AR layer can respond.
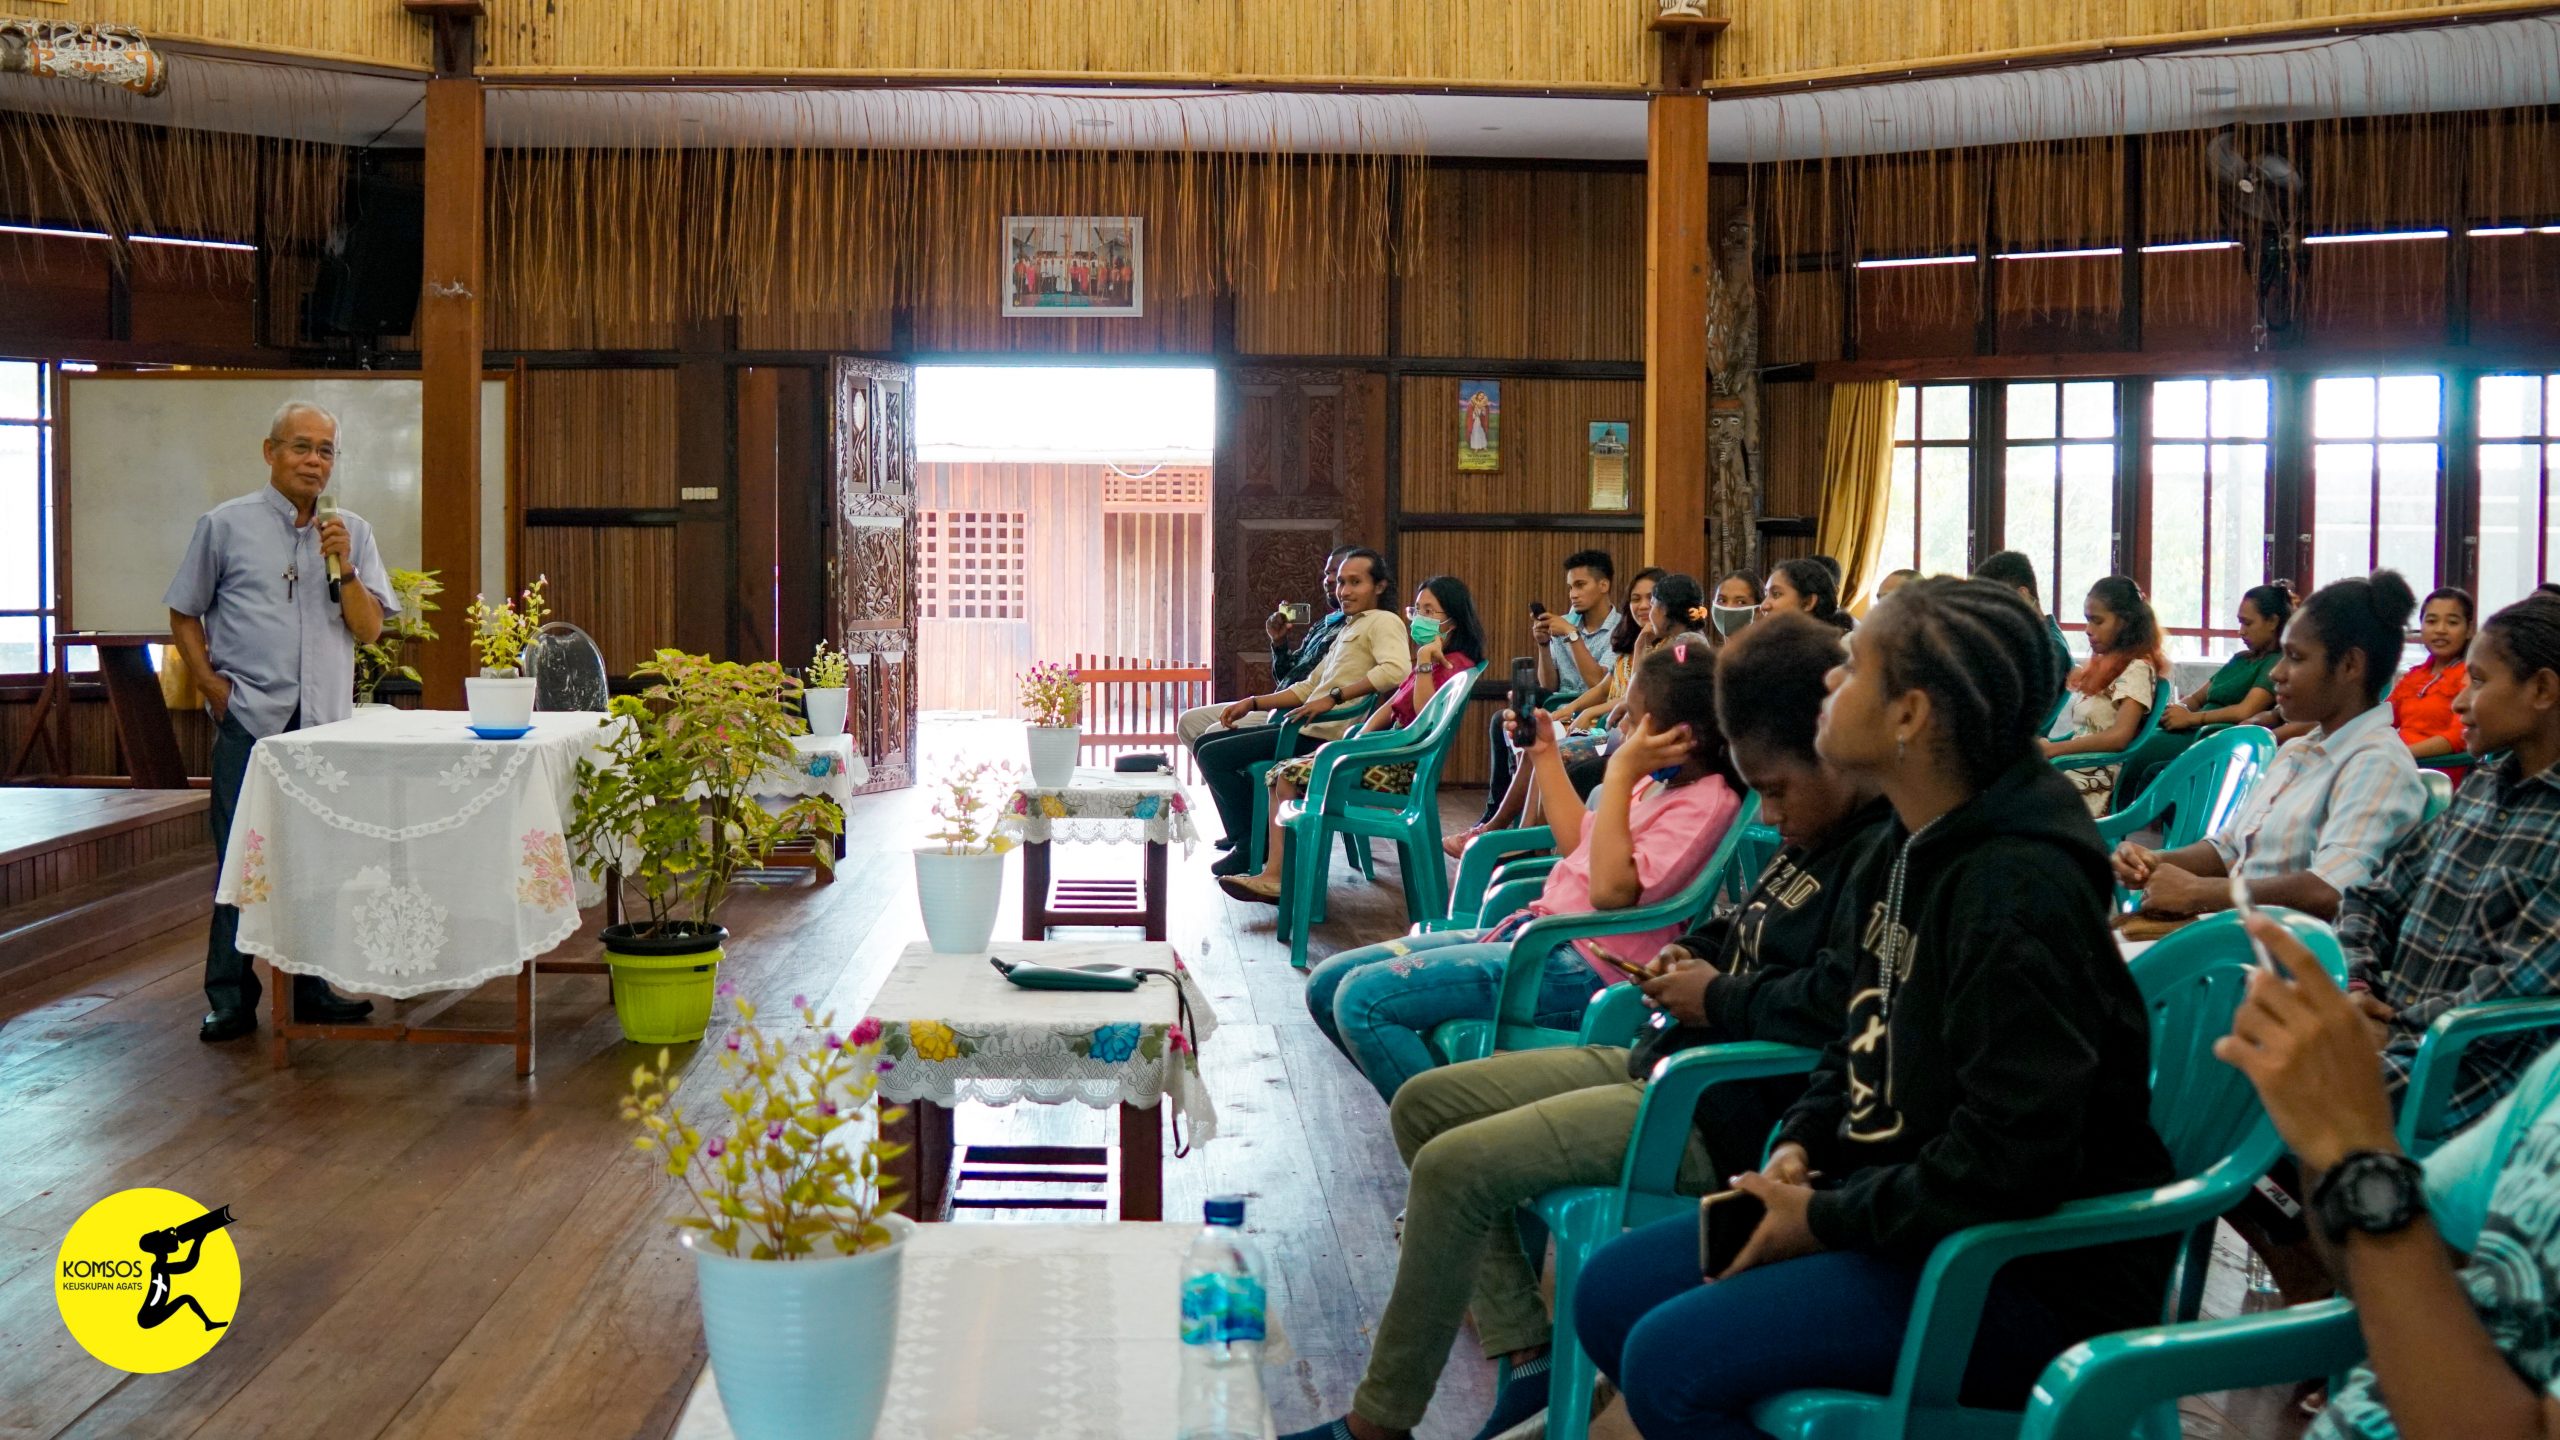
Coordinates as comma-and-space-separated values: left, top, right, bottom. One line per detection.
409, 0, 484, 708
1642, 16, 1722, 579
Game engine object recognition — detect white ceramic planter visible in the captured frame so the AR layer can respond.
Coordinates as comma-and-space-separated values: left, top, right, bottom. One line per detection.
913, 847, 1004, 955
689, 1213, 913, 1440
804, 686, 849, 737
465, 674, 537, 730
1025, 724, 1080, 788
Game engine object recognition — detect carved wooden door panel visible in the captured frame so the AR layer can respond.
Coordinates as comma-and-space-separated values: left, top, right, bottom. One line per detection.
1211, 368, 1387, 697
830, 357, 918, 794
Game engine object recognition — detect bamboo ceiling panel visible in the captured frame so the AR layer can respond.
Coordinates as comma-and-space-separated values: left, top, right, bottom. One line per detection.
1399, 168, 1644, 362
1399, 377, 1645, 515
36, 1, 429, 70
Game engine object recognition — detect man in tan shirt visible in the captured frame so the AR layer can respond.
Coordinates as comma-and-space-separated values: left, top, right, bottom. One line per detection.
1202, 548, 1413, 877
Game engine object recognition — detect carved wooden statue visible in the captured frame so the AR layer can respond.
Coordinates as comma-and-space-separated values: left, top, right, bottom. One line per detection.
1703, 212, 1762, 579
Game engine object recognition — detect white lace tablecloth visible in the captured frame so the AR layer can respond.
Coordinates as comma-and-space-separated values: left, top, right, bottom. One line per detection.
215, 708, 617, 999
865, 941, 1221, 1142
671, 1223, 1276, 1440
740, 733, 868, 807
1002, 767, 1200, 852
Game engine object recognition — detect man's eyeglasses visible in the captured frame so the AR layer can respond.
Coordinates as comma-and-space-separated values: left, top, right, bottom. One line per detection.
282, 440, 337, 461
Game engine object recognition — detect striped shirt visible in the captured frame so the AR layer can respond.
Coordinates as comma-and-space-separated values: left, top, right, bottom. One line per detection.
2342, 753, 2560, 1131
2206, 703, 2427, 892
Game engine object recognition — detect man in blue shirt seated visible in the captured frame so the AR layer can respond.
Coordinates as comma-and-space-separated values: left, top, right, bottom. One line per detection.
1465, 548, 1619, 832
2224, 911, 2560, 1440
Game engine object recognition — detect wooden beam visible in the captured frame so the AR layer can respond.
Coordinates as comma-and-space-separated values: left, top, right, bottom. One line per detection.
414, 7, 483, 708
1642, 89, 1712, 578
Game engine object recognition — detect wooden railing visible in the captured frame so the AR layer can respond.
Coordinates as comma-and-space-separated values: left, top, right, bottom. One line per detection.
1071, 653, 1214, 783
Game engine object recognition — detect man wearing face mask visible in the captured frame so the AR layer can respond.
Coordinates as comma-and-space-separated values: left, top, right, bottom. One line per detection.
166, 400, 395, 1044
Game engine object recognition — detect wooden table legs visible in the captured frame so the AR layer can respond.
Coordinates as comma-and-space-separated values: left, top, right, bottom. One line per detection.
884, 1099, 1163, 1222
1021, 839, 1169, 942
266, 956, 578, 1077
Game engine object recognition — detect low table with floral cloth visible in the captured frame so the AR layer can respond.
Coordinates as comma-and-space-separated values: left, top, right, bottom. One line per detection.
214, 708, 618, 1074
733, 733, 868, 887
867, 939, 1216, 1223
670, 1222, 1277, 1440
1002, 767, 1198, 941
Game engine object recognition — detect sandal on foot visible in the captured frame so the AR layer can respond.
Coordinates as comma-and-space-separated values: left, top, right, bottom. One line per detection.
1219, 874, 1283, 904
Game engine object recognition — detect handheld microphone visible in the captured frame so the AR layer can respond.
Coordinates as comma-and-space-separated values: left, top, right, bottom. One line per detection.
317, 493, 344, 602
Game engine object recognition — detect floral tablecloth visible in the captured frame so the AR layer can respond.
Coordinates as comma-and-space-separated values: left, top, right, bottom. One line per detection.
672, 1223, 1278, 1440
864, 940, 1220, 1142
215, 709, 616, 999
1002, 767, 1199, 852
730, 733, 867, 807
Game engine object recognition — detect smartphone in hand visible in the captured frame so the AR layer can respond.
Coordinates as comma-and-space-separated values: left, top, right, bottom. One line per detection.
1697, 1188, 1768, 1278
1506, 658, 1540, 748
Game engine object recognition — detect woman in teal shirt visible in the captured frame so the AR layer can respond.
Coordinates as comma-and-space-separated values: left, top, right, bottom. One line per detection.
2115, 582, 2292, 802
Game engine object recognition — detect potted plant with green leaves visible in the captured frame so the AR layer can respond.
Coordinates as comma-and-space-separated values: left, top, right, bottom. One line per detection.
913, 760, 1016, 954
569, 649, 843, 1042
625, 994, 911, 1440
1018, 660, 1083, 788
353, 568, 443, 711
803, 639, 850, 738
463, 576, 548, 733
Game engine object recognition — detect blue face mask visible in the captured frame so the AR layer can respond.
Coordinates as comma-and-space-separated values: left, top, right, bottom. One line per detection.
1649, 765, 1685, 786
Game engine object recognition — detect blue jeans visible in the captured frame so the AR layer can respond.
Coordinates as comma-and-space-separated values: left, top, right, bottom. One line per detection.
1304, 928, 1598, 1102
1571, 1214, 2071, 1439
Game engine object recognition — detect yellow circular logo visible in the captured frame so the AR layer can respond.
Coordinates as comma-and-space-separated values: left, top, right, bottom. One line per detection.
54, 1188, 242, 1373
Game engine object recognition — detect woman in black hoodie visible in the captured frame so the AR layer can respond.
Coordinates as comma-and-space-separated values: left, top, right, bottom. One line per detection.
1570, 575, 2174, 1439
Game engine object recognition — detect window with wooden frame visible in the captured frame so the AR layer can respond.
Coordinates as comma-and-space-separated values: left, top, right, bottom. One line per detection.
1880, 383, 1973, 580
2310, 373, 2443, 593
0, 359, 57, 678
2477, 372, 2560, 617
2147, 378, 2272, 659
918, 510, 1027, 621
2001, 380, 2119, 638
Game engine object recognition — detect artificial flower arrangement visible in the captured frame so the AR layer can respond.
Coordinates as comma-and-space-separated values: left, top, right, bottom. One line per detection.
1018, 660, 1083, 728
465, 575, 550, 675
622, 989, 907, 1259
353, 567, 443, 703
925, 760, 1020, 856
805, 639, 850, 690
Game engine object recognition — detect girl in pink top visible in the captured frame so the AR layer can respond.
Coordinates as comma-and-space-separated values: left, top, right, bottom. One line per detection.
1305, 639, 1744, 1102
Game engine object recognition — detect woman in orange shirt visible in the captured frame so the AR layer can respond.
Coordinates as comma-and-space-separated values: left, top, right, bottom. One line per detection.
2391, 586, 2474, 760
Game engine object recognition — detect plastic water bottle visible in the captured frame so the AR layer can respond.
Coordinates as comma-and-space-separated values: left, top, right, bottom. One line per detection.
1177, 1195, 1268, 1440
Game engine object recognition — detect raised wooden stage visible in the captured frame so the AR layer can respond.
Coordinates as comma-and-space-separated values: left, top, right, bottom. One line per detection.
0, 788, 212, 995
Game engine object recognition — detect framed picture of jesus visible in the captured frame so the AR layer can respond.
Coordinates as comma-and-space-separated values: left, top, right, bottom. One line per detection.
1004, 216, 1144, 318
1458, 380, 1501, 473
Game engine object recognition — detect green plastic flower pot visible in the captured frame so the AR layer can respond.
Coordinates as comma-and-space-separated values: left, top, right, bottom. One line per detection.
603, 923, 726, 1044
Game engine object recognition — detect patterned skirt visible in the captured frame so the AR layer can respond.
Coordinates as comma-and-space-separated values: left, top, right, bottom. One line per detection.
1269, 756, 1419, 795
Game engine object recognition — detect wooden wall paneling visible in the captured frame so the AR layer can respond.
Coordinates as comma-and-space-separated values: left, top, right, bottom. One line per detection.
2304, 238, 2450, 343
1396, 527, 1643, 786
516, 525, 677, 674
0, 695, 213, 782
1998, 254, 2123, 353
2469, 233, 2560, 348
519, 370, 682, 508
2139, 248, 2256, 352
1758, 380, 1831, 525
914, 460, 1099, 714
1398, 167, 1646, 362
735, 366, 783, 664
1764, 268, 1845, 366
125, 245, 257, 348
1213, 368, 1386, 697
1855, 264, 1983, 359
775, 366, 827, 669
674, 320, 737, 658
0, 235, 112, 349
1397, 376, 1645, 514
1232, 165, 1393, 358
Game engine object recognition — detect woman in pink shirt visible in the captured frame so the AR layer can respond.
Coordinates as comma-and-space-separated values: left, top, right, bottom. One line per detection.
1304, 639, 1745, 1102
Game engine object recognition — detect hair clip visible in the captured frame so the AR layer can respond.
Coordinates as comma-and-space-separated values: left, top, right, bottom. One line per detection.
1674, 641, 1690, 662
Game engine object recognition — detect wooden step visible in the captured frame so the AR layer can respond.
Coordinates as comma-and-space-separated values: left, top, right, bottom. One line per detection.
0, 848, 213, 997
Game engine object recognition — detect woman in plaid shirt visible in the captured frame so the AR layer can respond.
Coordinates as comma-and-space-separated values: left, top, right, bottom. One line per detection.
2346, 591, 2560, 1136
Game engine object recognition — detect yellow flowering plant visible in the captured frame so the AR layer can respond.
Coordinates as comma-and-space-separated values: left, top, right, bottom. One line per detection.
353, 567, 442, 704
925, 760, 1020, 857
622, 993, 907, 1260
465, 575, 550, 675
805, 639, 850, 690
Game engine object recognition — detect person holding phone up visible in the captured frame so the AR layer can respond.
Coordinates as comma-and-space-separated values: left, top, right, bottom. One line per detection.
1572, 577, 2173, 1440
1460, 549, 1622, 842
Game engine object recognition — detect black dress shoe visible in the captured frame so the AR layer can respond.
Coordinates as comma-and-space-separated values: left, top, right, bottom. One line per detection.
199, 1009, 257, 1043
1209, 848, 1254, 878
293, 991, 375, 1024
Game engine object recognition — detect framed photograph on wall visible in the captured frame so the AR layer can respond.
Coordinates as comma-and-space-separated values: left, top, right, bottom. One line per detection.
1588, 421, 1632, 510
1004, 216, 1144, 317
1458, 379, 1501, 473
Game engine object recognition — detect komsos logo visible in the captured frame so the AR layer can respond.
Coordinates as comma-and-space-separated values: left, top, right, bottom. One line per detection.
55, 1188, 243, 1373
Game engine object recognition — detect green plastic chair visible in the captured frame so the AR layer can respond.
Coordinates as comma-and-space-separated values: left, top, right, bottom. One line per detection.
2416, 750, 2478, 772
1270, 664, 1485, 970
2418, 768, 2453, 822
2095, 726, 2275, 911
2047, 676, 2176, 784
1425, 791, 1763, 1065
1726, 822, 1782, 905
1434, 824, 1559, 931
2019, 991, 2560, 1440
1244, 691, 1383, 876
1735, 910, 2346, 1440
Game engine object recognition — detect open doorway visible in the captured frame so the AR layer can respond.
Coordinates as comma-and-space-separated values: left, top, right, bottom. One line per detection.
910, 365, 1217, 777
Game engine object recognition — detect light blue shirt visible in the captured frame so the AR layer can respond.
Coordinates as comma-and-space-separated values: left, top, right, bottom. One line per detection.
163, 485, 394, 739
1547, 606, 1621, 701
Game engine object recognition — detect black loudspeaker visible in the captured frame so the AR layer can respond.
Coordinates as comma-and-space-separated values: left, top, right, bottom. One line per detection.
305, 169, 423, 339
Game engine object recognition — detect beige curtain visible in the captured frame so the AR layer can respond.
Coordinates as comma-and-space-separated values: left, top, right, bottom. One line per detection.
1813, 379, 1901, 615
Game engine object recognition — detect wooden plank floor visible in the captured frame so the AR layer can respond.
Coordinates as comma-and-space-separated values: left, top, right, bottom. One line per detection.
0, 774, 2309, 1440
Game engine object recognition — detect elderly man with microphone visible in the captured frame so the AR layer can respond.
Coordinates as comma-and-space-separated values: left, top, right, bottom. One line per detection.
166, 400, 394, 1043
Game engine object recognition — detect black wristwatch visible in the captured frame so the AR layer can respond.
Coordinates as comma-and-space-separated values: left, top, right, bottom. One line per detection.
1329, 685, 1345, 704
2311, 1150, 2427, 1244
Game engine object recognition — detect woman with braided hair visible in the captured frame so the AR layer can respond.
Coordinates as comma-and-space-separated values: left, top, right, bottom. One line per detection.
1572, 576, 2173, 1440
